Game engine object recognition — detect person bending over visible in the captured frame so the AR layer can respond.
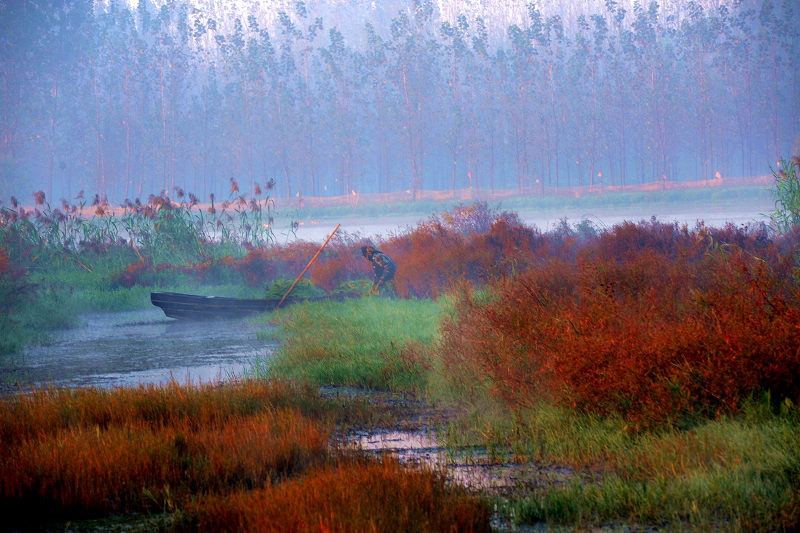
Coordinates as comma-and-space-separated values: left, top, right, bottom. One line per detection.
360, 245, 397, 295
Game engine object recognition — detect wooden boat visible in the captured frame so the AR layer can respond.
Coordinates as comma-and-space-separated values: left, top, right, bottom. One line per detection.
151, 291, 352, 320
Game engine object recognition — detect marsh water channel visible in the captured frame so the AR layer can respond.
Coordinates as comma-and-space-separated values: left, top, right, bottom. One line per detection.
0, 309, 267, 394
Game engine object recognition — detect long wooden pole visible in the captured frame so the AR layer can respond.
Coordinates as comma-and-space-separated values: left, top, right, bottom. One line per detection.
277, 223, 341, 308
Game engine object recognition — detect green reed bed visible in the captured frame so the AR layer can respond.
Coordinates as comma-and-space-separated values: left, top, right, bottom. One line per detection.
253, 296, 441, 391
0, 189, 299, 355
446, 397, 799, 531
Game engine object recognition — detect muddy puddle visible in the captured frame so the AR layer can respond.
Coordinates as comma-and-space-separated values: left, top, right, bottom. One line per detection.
0, 309, 270, 395
325, 388, 577, 500
346, 427, 575, 496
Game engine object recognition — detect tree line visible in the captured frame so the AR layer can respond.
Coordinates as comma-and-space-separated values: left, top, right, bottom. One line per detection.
0, 0, 797, 204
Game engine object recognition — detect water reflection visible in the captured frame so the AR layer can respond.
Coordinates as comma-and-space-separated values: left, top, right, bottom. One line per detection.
347, 428, 576, 492
1, 309, 272, 394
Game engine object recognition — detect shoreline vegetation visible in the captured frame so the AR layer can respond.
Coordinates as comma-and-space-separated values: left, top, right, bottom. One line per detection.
0, 181, 772, 355
2, 169, 800, 531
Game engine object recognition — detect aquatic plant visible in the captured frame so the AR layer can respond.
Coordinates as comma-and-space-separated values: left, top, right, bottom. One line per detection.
771, 155, 800, 233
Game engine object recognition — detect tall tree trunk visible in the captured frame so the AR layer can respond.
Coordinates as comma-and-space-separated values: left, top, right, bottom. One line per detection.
402, 68, 421, 200
124, 67, 131, 201
303, 48, 315, 198
160, 65, 168, 194
276, 91, 291, 199
48, 71, 58, 201
93, 66, 105, 198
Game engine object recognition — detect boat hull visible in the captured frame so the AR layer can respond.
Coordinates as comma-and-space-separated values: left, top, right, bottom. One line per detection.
150, 291, 341, 320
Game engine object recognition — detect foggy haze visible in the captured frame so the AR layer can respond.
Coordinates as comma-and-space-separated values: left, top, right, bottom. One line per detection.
0, 0, 797, 206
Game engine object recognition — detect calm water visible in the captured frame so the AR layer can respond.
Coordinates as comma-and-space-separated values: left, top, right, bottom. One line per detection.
1, 309, 272, 395
292, 204, 773, 242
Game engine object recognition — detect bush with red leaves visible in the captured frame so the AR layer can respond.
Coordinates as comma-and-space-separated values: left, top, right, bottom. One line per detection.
437, 221, 800, 428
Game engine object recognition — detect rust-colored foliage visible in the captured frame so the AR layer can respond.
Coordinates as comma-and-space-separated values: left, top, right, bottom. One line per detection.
182, 459, 491, 533
0, 247, 10, 275
0, 380, 489, 530
437, 221, 800, 427
235, 247, 278, 286
307, 253, 352, 291
234, 242, 326, 287
307, 235, 371, 291
0, 381, 330, 521
380, 204, 557, 298
111, 258, 152, 288
215, 203, 585, 298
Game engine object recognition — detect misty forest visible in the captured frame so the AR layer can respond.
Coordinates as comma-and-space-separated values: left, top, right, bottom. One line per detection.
1, 0, 798, 204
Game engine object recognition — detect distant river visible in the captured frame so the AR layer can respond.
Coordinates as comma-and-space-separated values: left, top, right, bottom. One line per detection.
288, 201, 774, 243
1, 309, 270, 395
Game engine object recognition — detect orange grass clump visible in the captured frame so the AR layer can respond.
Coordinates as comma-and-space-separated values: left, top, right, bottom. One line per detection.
0, 380, 331, 521
180, 459, 491, 533
1, 379, 490, 531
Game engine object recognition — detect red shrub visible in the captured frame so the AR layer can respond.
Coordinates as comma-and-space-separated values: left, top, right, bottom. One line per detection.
269, 242, 323, 276
437, 222, 800, 427
235, 248, 277, 286
382, 208, 549, 298
308, 251, 364, 291
383, 222, 467, 298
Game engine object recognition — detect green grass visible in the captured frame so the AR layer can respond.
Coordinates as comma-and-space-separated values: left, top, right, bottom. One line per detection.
0, 281, 79, 354
263, 278, 328, 299
251, 296, 441, 391
514, 408, 798, 530
439, 394, 800, 531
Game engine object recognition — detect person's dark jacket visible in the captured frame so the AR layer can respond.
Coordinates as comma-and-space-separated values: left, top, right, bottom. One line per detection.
361, 246, 397, 289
